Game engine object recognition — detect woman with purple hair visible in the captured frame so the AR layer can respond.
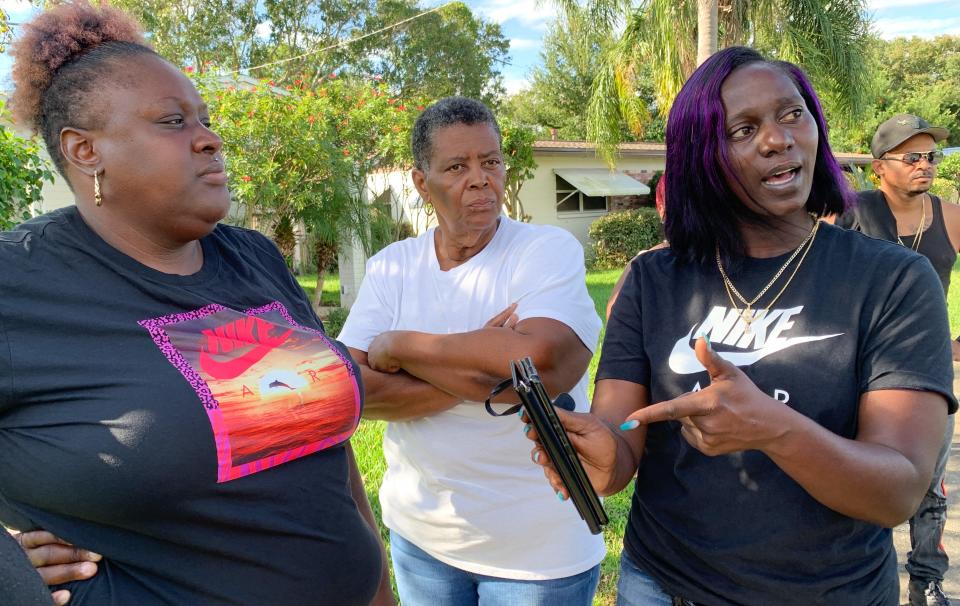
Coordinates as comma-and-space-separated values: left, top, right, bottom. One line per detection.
526, 46, 955, 604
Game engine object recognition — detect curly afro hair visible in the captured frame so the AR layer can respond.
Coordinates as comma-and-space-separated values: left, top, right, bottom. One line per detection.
10, 1, 159, 178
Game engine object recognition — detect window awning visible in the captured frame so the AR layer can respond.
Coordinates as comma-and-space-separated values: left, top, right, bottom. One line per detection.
554, 169, 650, 197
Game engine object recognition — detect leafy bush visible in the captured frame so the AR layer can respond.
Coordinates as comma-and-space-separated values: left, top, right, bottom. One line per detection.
588, 208, 663, 269
323, 307, 350, 338
937, 153, 960, 202
0, 102, 54, 230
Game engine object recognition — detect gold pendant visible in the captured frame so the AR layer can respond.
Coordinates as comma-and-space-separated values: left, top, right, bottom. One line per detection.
741, 308, 753, 335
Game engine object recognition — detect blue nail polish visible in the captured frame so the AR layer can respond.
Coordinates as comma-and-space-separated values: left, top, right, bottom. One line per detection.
533, 452, 540, 463
557, 490, 566, 501
523, 424, 531, 434
703, 334, 712, 351
620, 420, 639, 431
517, 409, 523, 418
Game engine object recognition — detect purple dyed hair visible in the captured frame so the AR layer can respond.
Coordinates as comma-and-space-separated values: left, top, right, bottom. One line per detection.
663, 46, 856, 263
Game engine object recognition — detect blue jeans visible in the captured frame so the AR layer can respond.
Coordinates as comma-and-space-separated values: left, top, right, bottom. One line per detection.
906, 413, 954, 582
389, 530, 600, 606
615, 552, 675, 606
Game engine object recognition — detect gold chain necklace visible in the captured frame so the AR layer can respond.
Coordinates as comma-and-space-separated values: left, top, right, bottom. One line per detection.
896, 194, 927, 252
716, 214, 820, 335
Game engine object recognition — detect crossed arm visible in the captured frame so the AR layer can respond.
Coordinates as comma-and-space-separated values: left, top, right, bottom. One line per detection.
353, 305, 594, 421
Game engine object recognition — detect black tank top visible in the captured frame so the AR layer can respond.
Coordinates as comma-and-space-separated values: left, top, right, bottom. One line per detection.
845, 189, 957, 296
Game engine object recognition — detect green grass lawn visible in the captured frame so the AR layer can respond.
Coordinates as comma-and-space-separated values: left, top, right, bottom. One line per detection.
949, 258, 960, 334
335, 258, 960, 605
296, 272, 341, 307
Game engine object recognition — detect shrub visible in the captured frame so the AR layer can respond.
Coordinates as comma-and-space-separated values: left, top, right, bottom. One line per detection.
323, 307, 350, 338
588, 208, 663, 269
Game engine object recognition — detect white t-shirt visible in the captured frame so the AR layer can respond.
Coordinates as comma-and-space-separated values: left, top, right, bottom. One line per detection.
339, 217, 605, 580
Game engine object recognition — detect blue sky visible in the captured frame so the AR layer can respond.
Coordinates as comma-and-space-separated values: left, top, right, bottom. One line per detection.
2, 0, 959, 92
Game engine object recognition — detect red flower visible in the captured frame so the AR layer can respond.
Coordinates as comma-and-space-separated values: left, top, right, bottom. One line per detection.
417, 105, 425, 111
241, 175, 252, 182
248, 111, 255, 117
269, 81, 276, 86
184, 66, 195, 73
373, 74, 383, 81
308, 115, 316, 124
227, 86, 236, 91
329, 72, 338, 79
295, 79, 303, 85
398, 104, 406, 111
342, 149, 350, 156
250, 86, 258, 92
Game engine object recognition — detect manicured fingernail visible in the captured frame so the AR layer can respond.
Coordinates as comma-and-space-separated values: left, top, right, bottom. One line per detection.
533, 451, 541, 463
703, 334, 712, 351
523, 424, 531, 434
557, 490, 566, 501
517, 409, 523, 418
620, 420, 639, 431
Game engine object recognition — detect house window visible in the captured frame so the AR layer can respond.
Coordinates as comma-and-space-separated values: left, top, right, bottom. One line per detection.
555, 175, 608, 214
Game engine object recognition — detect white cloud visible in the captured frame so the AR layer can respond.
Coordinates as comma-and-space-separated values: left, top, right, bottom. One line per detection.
0, 0, 31, 11
473, 0, 556, 28
867, 0, 951, 9
510, 38, 540, 51
0, 0, 35, 23
873, 16, 960, 38
502, 75, 532, 95
255, 22, 273, 40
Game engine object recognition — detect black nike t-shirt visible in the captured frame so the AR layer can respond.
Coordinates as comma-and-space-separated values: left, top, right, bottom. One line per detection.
599, 223, 956, 606
0, 207, 381, 605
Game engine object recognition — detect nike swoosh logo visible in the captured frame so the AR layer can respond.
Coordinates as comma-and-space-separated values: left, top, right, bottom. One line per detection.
668, 325, 842, 374
199, 328, 293, 379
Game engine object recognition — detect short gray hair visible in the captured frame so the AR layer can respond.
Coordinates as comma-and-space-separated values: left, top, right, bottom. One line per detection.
411, 97, 502, 171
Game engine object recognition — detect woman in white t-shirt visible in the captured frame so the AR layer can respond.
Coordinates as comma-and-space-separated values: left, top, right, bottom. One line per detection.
336, 96, 606, 605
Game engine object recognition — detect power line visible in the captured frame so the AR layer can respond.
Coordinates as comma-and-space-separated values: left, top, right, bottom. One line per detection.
232, 2, 454, 75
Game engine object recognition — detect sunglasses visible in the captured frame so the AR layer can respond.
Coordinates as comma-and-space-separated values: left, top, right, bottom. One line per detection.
880, 150, 944, 165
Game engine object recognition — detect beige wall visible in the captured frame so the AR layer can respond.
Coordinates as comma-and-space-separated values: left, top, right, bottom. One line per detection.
520, 152, 663, 248
38, 170, 74, 214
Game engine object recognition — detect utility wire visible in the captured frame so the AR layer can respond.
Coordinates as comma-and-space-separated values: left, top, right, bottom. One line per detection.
232, 2, 454, 75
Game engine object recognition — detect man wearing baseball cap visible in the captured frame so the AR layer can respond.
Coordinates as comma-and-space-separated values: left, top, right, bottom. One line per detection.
838, 113, 958, 606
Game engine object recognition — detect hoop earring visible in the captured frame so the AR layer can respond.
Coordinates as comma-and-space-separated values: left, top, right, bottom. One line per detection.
94, 170, 103, 207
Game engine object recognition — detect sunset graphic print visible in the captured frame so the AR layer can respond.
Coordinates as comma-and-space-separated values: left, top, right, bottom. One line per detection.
140, 301, 360, 482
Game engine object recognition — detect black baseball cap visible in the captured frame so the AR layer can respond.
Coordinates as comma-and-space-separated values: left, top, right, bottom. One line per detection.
871, 113, 949, 158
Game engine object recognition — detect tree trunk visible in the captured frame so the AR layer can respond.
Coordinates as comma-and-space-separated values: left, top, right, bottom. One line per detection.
272, 215, 297, 268
696, 0, 718, 67
313, 239, 338, 309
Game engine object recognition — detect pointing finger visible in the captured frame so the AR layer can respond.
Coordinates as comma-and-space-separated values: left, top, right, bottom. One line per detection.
620, 392, 708, 429
695, 335, 738, 381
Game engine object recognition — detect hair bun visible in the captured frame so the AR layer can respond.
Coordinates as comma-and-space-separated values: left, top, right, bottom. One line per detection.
10, 1, 146, 128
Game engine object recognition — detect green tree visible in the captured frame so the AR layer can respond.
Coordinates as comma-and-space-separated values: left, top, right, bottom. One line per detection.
248, 0, 374, 85
0, 101, 55, 230
199, 74, 418, 306
356, 0, 510, 105
826, 35, 960, 154
66, 0, 260, 71
499, 117, 538, 221
554, 0, 873, 160
0, 7, 12, 53
505, 6, 664, 142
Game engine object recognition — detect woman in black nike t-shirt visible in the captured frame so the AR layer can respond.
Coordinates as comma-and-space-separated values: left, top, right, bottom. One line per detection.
0, 3, 391, 605
527, 47, 955, 605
